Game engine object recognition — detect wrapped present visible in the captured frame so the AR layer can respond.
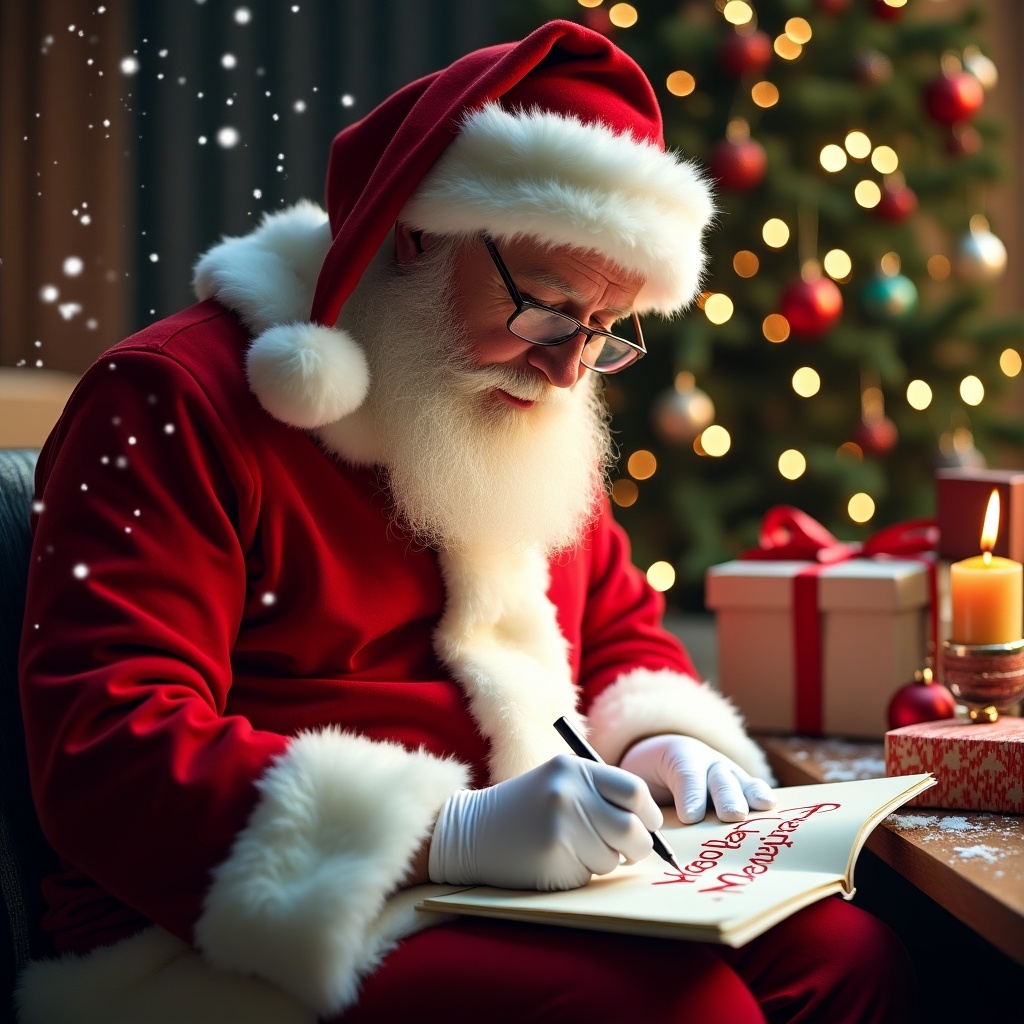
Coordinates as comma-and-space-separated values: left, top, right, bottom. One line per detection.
936, 468, 1024, 562
885, 717, 1024, 813
705, 507, 936, 739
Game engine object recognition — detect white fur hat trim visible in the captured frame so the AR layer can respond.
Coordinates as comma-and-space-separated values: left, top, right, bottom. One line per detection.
401, 103, 715, 316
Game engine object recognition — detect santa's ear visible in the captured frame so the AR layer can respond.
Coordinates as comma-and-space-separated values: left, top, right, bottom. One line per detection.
394, 222, 425, 265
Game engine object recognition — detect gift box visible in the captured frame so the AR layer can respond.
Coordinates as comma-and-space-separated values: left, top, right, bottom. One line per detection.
705, 558, 931, 738
936, 468, 1024, 562
885, 717, 1024, 813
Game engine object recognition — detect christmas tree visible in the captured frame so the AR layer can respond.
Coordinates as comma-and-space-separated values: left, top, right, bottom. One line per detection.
500, 0, 1024, 610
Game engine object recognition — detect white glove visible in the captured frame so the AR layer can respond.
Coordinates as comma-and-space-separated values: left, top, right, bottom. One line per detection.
428, 755, 663, 891
620, 735, 776, 825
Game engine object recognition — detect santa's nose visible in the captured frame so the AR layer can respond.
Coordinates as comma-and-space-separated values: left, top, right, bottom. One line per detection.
526, 334, 589, 389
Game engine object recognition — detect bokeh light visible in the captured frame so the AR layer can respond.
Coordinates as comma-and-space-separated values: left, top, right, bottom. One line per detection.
700, 425, 731, 457
906, 380, 933, 410
778, 449, 807, 480
646, 561, 676, 592
609, 3, 638, 27
785, 18, 812, 44
823, 249, 852, 280
1000, 349, 1022, 377
854, 180, 881, 208
848, 493, 876, 523
666, 70, 696, 96
762, 218, 790, 248
751, 81, 779, 108
733, 250, 760, 277
627, 449, 657, 480
611, 478, 639, 507
927, 254, 951, 280
763, 314, 790, 343
845, 131, 872, 158
704, 293, 734, 324
792, 367, 821, 397
723, 1, 754, 26
820, 144, 847, 172
871, 146, 899, 173
960, 375, 984, 406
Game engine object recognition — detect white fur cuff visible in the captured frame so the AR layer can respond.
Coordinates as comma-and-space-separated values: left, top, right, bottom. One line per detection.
195, 729, 469, 1016
586, 668, 774, 783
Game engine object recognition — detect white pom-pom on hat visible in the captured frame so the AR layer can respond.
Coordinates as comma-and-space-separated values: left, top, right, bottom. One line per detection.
245, 323, 369, 429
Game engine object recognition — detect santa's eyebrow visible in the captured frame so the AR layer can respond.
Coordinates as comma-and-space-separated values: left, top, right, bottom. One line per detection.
520, 270, 633, 321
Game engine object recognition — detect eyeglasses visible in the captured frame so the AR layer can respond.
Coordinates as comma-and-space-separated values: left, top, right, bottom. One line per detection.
483, 236, 646, 374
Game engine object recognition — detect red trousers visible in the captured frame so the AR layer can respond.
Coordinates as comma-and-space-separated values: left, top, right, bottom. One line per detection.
340, 897, 916, 1023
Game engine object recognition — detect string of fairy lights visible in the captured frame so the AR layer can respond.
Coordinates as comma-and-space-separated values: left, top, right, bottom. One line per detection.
576, 0, 1015, 594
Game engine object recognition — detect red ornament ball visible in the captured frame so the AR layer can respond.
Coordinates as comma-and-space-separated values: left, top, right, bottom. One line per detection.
887, 674, 957, 730
875, 184, 918, 223
708, 137, 767, 192
853, 416, 899, 457
925, 71, 984, 125
778, 277, 843, 339
720, 31, 772, 78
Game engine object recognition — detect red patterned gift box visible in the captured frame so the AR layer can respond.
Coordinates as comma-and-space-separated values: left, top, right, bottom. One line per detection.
884, 717, 1024, 813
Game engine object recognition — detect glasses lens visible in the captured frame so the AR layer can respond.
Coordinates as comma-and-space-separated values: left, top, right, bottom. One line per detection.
582, 315, 643, 373
509, 306, 582, 346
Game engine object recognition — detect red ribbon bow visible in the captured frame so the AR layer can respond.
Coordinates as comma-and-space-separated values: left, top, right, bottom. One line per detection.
740, 507, 938, 734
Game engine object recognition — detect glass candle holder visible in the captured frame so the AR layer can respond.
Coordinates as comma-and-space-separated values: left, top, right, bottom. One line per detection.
939, 638, 1024, 723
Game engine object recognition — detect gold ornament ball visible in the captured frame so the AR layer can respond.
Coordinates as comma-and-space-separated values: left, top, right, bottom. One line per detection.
956, 226, 1007, 281
651, 386, 715, 445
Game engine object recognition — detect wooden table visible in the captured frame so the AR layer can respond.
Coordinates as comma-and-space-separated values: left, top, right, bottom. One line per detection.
759, 734, 1024, 967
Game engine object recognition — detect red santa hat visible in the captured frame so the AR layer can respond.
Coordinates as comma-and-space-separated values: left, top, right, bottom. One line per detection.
245, 19, 715, 429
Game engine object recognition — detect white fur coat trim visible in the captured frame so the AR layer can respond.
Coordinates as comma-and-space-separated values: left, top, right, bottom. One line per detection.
18, 730, 469, 1022
586, 668, 775, 784
401, 103, 715, 316
434, 547, 586, 782
193, 201, 369, 429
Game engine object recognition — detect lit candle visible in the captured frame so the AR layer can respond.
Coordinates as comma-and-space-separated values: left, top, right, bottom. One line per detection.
950, 490, 1023, 644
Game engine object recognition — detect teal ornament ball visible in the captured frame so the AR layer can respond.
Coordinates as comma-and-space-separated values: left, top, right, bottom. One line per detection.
861, 274, 918, 324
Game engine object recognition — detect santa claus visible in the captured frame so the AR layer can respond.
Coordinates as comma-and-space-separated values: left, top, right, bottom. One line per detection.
16, 19, 913, 1024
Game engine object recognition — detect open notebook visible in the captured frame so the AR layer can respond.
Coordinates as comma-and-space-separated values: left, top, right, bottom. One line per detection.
417, 773, 934, 947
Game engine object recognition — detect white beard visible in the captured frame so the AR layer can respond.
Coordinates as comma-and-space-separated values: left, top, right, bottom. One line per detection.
338, 237, 616, 557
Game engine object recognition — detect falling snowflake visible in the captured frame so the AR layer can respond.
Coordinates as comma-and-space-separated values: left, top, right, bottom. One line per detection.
253, 188, 262, 199
217, 126, 240, 148
262, 592, 277, 606
120, 56, 140, 75
341, 94, 355, 108
221, 53, 237, 69
58, 303, 83, 320
293, 100, 306, 113
149, 253, 159, 262
63, 256, 84, 276
234, 8, 251, 23
73, 564, 89, 579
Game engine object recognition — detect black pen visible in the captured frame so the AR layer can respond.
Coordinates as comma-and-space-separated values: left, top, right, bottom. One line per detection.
553, 716, 683, 873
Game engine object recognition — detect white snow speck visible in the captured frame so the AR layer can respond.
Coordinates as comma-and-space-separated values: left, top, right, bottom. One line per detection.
198, 135, 208, 145
221, 53, 237, 69
32, 501, 44, 514
73, 564, 89, 579
63, 256, 84, 276
120, 56, 139, 75
234, 8, 251, 24
262, 592, 276, 606
80, 483, 88, 491
128, 436, 137, 445
164, 423, 176, 434
40, 284, 59, 303
58, 303, 82, 320
217, 126, 240, 148
149, 253, 159, 262
115, 456, 128, 468
133, 508, 141, 516
952, 845, 1003, 864
341, 94, 355, 107
293, 100, 306, 113
253, 188, 262, 199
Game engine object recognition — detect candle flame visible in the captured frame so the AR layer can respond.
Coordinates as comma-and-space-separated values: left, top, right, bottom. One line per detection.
980, 489, 1001, 554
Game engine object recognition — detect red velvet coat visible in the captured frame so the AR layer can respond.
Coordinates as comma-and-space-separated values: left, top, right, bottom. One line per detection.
17, 205, 770, 1023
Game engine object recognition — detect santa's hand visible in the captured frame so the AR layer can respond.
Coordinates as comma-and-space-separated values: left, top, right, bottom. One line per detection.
428, 755, 662, 891
620, 735, 776, 824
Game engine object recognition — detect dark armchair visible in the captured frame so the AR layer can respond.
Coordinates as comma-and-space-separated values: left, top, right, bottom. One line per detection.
0, 449, 58, 1018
